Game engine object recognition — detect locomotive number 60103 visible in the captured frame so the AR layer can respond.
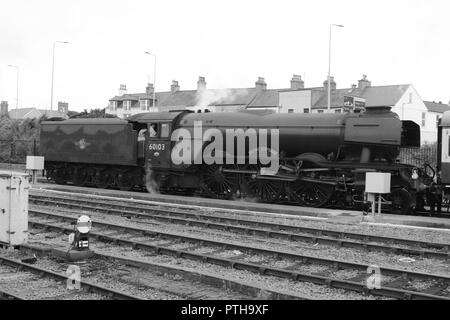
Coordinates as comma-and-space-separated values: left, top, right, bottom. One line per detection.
149, 143, 165, 151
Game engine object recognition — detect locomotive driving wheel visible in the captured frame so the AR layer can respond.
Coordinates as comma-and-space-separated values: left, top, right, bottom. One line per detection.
289, 180, 335, 208
202, 164, 237, 199
384, 188, 414, 215
247, 178, 283, 203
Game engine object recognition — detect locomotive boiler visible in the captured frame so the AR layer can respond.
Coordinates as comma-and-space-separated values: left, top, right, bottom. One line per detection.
40, 107, 424, 214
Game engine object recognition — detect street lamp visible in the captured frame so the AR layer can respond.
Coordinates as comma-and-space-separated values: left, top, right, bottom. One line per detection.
8, 65, 19, 112
327, 24, 344, 112
145, 51, 156, 110
50, 41, 69, 111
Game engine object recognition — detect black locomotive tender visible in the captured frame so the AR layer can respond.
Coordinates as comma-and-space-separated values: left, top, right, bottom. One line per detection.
40, 107, 435, 214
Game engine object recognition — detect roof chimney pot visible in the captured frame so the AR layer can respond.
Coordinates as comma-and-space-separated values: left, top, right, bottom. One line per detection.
358, 75, 371, 90
171, 80, 180, 93
255, 77, 267, 93
197, 76, 206, 91
290, 74, 304, 89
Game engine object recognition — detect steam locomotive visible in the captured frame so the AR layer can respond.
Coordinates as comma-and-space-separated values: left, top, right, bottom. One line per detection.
40, 107, 440, 214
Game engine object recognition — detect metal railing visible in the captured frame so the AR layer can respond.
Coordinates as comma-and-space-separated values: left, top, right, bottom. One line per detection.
398, 143, 437, 169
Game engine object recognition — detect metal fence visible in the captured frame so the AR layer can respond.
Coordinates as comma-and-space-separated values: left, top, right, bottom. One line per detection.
0, 139, 39, 164
398, 143, 437, 169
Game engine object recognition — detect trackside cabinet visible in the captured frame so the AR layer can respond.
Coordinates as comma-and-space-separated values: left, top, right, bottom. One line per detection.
0, 171, 29, 245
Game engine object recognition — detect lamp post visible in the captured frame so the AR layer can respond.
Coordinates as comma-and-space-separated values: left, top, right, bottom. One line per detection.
327, 24, 344, 112
50, 41, 69, 111
8, 65, 19, 112
145, 51, 156, 109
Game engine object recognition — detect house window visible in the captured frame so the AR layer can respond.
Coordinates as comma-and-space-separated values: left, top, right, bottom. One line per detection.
140, 100, 148, 111
161, 123, 170, 138
334, 109, 342, 113
317, 109, 324, 113
110, 101, 117, 111
288, 109, 294, 113
303, 108, 309, 113
421, 112, 426, 127
436, 114, 440, 127
123, 100, 131, 111
409, 93, 413, 103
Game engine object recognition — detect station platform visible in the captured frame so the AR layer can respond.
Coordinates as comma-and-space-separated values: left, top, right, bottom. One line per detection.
31, 183, 450, 231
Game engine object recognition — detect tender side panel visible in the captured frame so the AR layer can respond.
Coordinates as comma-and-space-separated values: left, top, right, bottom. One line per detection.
40, 122, 138, 166
344, 117, 402, 146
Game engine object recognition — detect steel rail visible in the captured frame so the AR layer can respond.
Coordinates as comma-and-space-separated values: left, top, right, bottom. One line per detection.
0, 289, 24, 300
0, 255, 143, 300
30, 194, 450, 258
27, 209, 450, 300
17, 244, 308, 300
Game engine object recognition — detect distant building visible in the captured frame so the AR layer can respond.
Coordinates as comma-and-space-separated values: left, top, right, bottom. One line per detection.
8, 108, 69, 120
0, 101, 8, 116
107, 77, 280, 118
107, 74, 442, 144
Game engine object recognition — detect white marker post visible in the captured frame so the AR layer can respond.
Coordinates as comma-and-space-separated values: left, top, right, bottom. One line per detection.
365, 172, 391, 216
26, 156, 44, 184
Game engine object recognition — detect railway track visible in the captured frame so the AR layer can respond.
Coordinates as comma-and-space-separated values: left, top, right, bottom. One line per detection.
27, 207, 450, 300
16, 244, 308, 300
0, 255, 142, 300
32, 181, 450, 219
29, 193, 450, 259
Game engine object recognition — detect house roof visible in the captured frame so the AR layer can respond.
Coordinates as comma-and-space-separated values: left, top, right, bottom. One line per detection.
247, 89, 279, 108
8, 108, 68, 119
112, 88, 260, 107
110, 83, 412, 111
424, 101, 450, 113
312, 84, 411, 109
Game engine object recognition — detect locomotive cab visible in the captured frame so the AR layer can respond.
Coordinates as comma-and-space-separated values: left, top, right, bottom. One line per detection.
128, 111, 191, 170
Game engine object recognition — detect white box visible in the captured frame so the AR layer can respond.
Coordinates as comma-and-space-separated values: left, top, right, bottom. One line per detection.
0, 171, 29, 245
365, 172, 391, 194
26, 156, 45, 170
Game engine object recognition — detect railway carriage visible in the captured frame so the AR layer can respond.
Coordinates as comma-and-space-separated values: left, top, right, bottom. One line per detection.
40, 107, 429, 214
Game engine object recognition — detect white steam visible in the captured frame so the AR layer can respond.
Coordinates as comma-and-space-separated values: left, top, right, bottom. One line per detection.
195, 89, 249, 108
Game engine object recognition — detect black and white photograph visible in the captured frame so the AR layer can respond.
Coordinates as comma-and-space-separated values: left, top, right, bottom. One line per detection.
0, 0, 449, 313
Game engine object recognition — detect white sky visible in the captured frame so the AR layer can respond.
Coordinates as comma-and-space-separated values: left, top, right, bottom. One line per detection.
0, 0, 449, 112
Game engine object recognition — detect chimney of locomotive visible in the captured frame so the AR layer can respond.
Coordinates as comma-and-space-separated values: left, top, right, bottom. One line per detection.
358, 75, 371, 90
255, 77, 267, 93
146, 83, 154, 95
290, 75, 304, 89
323, 76, 336, 91
197, 76, 206, 91
171, 80, 180, 93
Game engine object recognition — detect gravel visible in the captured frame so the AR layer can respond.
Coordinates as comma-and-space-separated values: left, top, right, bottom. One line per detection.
30, 204, 450, 276
0, 248, 181, 300
92, 242, 386, 300
30, 191, 450, 244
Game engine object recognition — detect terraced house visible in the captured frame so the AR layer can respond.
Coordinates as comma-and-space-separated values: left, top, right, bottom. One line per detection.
107, 75, 446, 144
